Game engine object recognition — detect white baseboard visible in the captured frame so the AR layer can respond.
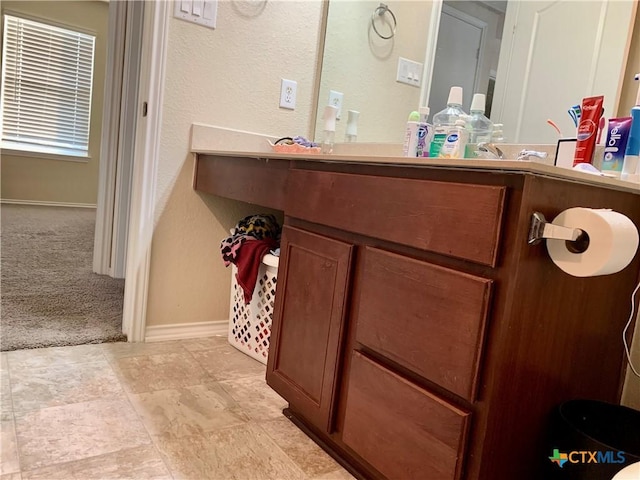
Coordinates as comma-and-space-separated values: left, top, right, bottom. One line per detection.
1, 199, 97, 209
145, 320, 229, 342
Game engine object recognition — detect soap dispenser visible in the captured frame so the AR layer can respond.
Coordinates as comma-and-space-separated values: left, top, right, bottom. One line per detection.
322, 105, 338, 154
345, 110, 360, 143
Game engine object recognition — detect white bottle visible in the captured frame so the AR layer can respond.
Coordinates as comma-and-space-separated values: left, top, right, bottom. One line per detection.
403, 111, 421, 157
322, 105, 338, 154
416, 107, 433, 157
439, 119, 469, 159
430, 87, 467, 157
403, 108, 433, 157
345, 110, 360, 143
465, 94, 493, 158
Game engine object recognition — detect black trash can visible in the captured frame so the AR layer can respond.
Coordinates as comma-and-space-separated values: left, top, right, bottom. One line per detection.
544, 399, 640, 479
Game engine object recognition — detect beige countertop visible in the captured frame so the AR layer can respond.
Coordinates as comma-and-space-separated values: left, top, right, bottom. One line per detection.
190, 123, 640, 195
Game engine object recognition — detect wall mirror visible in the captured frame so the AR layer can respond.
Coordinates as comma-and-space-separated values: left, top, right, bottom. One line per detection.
313, 0, 637, 146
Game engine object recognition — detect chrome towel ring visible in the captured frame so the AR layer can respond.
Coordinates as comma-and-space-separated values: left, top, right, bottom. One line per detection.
371, 3, 396, 40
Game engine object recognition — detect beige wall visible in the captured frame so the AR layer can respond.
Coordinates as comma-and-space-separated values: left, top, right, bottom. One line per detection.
145, 2, 323, 327
0, 1, 108, 205
315, 0, 432, 144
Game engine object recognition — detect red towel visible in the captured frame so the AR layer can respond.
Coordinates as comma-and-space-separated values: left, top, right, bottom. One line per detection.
235, 238, 278, 304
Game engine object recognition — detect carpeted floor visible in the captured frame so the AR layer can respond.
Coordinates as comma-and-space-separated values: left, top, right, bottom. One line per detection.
1, 204, 127, 351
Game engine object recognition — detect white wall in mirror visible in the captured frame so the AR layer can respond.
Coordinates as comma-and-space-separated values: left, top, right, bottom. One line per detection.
492, 0, 636, 144
314, 0, 638, 146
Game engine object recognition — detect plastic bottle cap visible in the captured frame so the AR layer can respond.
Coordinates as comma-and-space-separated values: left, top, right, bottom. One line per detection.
471, 93, 486, 113
323, 105, 338, 132
447, 86, 463, 106
408, 111, 420, 121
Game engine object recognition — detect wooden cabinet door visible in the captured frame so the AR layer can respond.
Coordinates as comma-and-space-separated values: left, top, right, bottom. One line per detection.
267, 226, 353, 432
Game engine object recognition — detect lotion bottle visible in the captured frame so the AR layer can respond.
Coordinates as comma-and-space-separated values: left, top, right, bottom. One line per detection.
322, 105, 338, 154
439, 119, 468, 159
345, 110, 360, 143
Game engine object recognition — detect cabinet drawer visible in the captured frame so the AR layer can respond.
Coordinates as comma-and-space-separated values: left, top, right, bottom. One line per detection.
342, 351, 470, 480
353, 247, 492, 401
287, 170, 505, 266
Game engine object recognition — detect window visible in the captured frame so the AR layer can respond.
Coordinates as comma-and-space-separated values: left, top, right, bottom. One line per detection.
0, 14, 96, 158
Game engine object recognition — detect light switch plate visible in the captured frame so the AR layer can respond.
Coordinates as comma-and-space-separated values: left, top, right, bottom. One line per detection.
173, 0, 217, 29
280, 79, 297, 110
396, 57, 422, 87
328, 90, 344, 120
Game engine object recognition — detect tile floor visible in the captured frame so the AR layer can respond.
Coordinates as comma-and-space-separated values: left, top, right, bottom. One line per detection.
0, 337, 354, 480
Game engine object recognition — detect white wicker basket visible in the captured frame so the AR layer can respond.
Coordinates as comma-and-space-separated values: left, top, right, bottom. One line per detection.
228, 254, 279, 364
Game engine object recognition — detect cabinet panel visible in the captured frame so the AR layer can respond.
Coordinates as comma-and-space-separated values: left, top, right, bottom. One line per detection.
354, 247, 492, 401
287, 169, 506, 266
195, 155, 289, 210
342, 351, 471, 480
267, 226, 353, 431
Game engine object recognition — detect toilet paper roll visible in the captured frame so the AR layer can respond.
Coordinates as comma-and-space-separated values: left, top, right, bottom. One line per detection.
546, 207, 639, 277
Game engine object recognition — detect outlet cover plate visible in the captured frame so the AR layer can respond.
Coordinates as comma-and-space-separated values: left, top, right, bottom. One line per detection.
280, 79, 297, 110
328, 90, 344, 120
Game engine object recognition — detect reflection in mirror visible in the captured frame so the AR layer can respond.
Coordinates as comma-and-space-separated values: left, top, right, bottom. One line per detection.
427, 1, 505, 121
315, 0, 637, 147
314, 1, 433, 144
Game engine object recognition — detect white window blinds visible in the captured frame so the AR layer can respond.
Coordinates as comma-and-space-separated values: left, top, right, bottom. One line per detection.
1, 14, 96, 157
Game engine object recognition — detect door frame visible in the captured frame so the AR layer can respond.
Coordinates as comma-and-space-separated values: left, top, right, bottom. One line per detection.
94, 0, 144, 279
93, 0, 127, 276
121, 0, 170, 341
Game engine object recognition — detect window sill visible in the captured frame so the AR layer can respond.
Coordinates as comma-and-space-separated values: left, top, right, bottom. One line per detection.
1, 147, 91, 163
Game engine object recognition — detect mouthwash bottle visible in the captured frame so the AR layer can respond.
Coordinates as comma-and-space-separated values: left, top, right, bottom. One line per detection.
430, 86, 467, 157
465, 93, 493, 158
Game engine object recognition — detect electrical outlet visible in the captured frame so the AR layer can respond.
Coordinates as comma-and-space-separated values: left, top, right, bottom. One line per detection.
328, 90, 344, 120
280, 79, 297, 110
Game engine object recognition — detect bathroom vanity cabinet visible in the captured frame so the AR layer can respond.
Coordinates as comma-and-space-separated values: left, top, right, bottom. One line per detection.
194, 153, 640, 480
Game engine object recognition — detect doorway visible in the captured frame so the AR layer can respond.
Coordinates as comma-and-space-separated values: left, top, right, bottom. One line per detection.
426, 1, 506, 120
0, 0, 141, 350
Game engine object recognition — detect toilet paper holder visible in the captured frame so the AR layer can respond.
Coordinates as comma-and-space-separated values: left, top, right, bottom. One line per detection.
528, 212, 584, 245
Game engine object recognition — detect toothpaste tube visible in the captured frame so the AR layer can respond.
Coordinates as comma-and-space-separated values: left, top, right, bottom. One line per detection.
601, 117, 632, 176
573, 95, 604, 166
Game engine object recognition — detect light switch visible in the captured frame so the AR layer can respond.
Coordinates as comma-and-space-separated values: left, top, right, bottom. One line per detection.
192, 0, 203, 16
174, 0, 217, 29
203, 1, 217, 20
396, 57, 423, 87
